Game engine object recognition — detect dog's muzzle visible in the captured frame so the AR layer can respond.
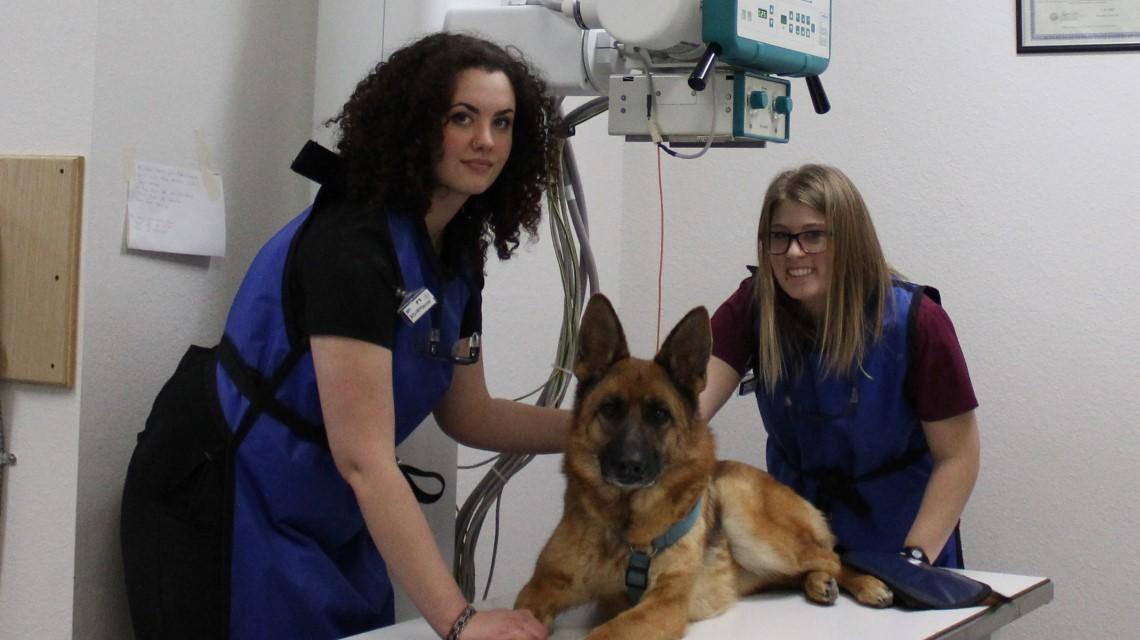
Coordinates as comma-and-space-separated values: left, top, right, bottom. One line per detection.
599, 437, 661, 488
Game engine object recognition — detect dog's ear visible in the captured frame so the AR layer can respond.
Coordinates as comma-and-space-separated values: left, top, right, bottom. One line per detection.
574, 294, 630, 384
655, 306, 711, 398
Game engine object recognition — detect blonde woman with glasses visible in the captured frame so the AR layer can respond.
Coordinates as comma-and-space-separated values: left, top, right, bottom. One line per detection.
699, 164, 980, 571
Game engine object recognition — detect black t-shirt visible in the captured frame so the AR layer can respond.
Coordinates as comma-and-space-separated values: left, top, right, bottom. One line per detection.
289, 192, 483, 349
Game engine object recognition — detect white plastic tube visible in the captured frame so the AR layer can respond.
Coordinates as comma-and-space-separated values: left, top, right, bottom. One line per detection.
561, 0, 602, 30
594, 0, 702, 50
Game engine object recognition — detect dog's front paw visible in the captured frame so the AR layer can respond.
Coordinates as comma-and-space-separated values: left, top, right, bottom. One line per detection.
804, 571, 839, 605
514, 606, 554, 629
852, 575, 894, 608
584, 621, 631, 640
514, 602, 556, 628
514, 588, 557, 627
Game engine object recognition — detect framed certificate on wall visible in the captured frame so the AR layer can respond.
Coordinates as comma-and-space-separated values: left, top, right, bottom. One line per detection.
1017, 0, 1140, 52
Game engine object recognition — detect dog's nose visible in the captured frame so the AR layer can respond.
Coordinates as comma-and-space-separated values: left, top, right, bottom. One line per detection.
615, 454, 649, 484
601, 444, 660, 488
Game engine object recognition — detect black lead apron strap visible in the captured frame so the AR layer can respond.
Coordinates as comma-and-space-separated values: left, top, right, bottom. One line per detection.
217, 335, 326, 447
217, 335, 446, 504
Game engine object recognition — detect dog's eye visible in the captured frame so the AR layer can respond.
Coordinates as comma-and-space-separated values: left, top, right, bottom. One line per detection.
598, 398, 625, 420
643, 404, 671, 427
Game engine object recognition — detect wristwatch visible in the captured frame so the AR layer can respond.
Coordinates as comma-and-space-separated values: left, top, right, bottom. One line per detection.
900, 546, 931, 565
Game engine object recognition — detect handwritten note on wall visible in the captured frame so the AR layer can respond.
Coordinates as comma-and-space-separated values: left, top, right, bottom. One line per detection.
127, 160, 226, 257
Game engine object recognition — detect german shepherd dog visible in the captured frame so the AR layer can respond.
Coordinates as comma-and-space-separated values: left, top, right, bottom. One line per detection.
515, 295, 892, 639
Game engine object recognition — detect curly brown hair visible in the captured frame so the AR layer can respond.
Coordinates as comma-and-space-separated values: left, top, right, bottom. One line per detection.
328, 32, 561, 271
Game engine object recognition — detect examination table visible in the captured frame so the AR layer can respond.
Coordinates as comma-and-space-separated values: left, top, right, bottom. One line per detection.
346, 569, 1051, 640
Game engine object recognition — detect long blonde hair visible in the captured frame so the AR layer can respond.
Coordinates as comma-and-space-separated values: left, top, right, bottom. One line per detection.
753, 164, 894, 389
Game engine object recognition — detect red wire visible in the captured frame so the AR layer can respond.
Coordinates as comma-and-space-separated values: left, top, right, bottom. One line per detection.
656, 146, 665, 349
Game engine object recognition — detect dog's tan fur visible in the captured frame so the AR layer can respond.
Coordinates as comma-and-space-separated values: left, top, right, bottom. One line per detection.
515, 295, 891, 639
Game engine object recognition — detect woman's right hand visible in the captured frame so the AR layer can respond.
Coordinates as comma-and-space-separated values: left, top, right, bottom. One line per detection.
457, 608, 548, 640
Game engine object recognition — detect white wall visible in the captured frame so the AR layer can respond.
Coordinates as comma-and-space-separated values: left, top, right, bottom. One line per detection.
0, 4, 95, 635
1, 2, 319, 639
5, 1, 1138, 638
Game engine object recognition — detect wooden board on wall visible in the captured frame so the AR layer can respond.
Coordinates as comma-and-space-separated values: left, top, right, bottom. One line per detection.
0, 156, 84, 387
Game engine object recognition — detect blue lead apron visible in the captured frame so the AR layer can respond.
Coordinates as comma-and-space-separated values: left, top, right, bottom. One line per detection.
216, 194, 472, 638
753, 282, 963, 568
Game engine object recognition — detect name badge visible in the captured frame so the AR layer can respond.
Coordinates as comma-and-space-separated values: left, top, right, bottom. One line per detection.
398, 288, 436, 325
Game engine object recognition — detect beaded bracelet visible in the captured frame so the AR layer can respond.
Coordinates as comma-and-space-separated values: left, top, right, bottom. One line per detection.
445, 604, 476, 640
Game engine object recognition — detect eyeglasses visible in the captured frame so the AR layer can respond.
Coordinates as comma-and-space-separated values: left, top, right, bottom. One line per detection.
765, 230, 831, 255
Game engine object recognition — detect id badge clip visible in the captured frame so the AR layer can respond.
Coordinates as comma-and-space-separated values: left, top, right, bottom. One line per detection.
398, 287, 436, 325
738, 369, 758, 396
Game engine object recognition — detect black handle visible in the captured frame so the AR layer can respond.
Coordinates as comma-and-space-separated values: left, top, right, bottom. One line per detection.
805, 75, 830, 114
687, 43, 722, 91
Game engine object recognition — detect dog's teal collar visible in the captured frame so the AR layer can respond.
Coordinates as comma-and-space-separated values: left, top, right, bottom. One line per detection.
625, 497, 704, 604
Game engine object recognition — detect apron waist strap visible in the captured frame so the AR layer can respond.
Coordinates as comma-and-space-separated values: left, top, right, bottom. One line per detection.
398, 462, 445, 504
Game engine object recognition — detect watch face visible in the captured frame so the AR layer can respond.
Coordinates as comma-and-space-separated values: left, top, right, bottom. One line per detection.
903, 547, 928, 563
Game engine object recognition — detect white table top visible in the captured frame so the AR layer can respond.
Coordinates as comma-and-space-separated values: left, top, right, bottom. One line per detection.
346, 569, 1052, 640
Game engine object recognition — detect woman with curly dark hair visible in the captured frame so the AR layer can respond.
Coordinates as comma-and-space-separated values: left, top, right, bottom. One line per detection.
121, 32, 565, 640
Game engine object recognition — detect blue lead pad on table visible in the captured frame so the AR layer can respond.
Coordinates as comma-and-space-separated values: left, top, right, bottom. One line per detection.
842, 551, 993, 609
